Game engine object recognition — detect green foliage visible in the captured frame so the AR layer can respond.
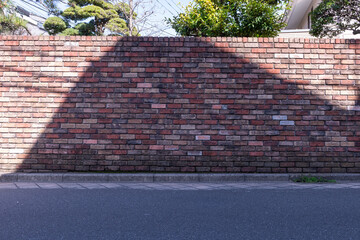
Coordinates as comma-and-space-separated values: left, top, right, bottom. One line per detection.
0, 0, 30, 35
44, 0, 136, 36
310, 0, 360, 38
116, 2, 137, 20
44, 16, 67, 35
167, 0, 290, 37
75, 21, 95, 35
106, 17, 132, 35
62, 6, 82, 21
59, 28, 80, 35
292, 176, 336, 183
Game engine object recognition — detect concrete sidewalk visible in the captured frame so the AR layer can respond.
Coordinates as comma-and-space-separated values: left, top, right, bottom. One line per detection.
1, 172, 360, 183
2, 181, 360, 190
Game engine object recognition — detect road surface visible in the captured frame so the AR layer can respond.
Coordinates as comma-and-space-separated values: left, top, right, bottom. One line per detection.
0, 182, 359, 240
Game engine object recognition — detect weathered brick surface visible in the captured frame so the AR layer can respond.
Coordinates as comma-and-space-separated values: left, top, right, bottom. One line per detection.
0, 36, 360, 173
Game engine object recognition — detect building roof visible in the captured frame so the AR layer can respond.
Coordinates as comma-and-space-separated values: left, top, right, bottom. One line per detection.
13, 0, 48, 19
12, 0, 49, 35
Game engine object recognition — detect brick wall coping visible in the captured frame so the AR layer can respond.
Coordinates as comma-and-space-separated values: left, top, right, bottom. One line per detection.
0, 35, 359, 44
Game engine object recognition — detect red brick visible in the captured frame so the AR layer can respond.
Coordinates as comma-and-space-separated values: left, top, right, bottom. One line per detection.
251, 120, 264, 125
214, 43, 228, 48
252, 48, 266, 53
249, 152, 264, 156
151, 104, 166, 108
146, 68, 160, 73
100, 47, 115, 51
64, 52, 78, 56
5, 41, 19, 46
319, 44, 333, 49
183, 73, 198, 78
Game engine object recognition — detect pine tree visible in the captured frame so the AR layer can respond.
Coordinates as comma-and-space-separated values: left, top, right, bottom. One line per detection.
44, 0, 137, 36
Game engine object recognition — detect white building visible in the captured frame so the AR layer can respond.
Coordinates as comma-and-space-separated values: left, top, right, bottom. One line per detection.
279, 0, 360, 38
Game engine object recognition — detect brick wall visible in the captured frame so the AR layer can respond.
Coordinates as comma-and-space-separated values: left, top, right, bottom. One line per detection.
0, 36, 359, 173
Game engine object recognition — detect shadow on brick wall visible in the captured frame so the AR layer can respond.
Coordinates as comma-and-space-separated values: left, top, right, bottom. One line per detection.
2, 36, 360, 173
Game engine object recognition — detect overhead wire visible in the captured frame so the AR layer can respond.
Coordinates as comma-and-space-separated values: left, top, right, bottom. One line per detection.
163, 0, 180, 14
167, 0, 182, 12
155, 0, 176, 15
142, 22, 177, 36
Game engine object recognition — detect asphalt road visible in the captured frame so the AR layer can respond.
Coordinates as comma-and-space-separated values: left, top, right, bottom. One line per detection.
1, 187, 360, 240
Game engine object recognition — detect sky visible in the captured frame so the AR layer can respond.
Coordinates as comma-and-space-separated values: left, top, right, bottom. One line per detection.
137, 0, 192, 36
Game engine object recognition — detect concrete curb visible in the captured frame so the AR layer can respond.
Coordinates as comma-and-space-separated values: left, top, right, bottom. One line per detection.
1, 173, 360, 183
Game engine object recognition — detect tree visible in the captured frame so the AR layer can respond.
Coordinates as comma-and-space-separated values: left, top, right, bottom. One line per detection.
40, 0, 63, 16
43, 0, 137, 36
310, 0, 360, 38
0, 0, 30, 35
167, 0, 290, 37
110, 0, 155, 36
